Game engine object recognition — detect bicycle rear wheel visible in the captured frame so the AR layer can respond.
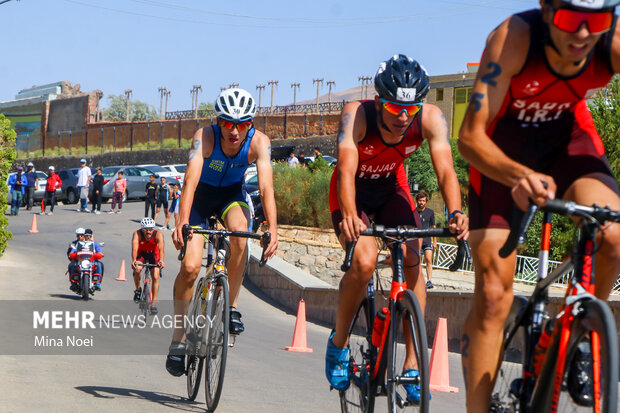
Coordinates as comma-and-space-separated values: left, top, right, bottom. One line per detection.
339, 298, 375, 413
205, 274, 229, 412
532, 298, 618, 413
387, 290, 429, 413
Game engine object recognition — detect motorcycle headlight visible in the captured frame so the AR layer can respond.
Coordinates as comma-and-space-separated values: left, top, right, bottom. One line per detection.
80, 259, 91, 270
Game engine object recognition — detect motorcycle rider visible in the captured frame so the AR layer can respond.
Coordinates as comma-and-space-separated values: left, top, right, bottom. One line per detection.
68, 228, 104, 292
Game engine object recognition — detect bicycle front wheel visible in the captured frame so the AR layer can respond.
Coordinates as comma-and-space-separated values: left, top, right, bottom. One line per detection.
205, 275, 229, 412
340, 298, 375, 413
387, 290, 429, 413
186, 280, 207, 401
533, 298, 618, 413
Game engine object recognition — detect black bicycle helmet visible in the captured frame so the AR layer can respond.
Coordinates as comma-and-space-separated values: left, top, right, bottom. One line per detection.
374, 54, 430, 103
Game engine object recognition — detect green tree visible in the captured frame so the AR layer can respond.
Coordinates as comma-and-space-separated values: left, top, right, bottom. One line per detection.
198, 102, 214, 111
0, 114, 16, 256
589, 75, 620, 180
103, 94, 158, 122
522, 211, 577, 260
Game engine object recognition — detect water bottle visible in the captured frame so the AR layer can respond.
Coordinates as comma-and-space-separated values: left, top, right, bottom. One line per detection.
372, 307, 389, 347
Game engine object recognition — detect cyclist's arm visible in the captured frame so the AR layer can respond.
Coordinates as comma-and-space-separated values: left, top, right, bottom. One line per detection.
336, 101, 366, 241
252, 130, 279, 258
423, 104, 468, 239
156, 230, 165, 268
458, 16, 555, 210
611, 22, 620, 72
131, 231, 140, 270
173, 127, 210, 249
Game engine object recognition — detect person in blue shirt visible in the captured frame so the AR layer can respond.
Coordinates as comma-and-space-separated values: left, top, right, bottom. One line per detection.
8, 167, 27, 215
24, 162, 38, 210
166, 88, 279, 377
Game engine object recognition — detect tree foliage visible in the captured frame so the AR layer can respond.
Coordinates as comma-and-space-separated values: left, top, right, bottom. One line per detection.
198, 102, 215, 111
589, 75, 620, 180
103, 94, 159, 122
0, 114, 16, 256
522, 211, 577, 260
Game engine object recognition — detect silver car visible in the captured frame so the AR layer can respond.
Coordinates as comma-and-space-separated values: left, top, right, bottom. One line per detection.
100, 166, 179, 202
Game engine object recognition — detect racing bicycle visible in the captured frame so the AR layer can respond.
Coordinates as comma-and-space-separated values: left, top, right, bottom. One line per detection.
135, 262, 161, 319
339, 225, 470, 413
178, 223, 271, 410
490, 199, 619, 413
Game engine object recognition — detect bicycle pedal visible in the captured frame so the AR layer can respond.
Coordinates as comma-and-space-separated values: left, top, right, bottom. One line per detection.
396, 392, 406, 409
229, 335, 236, 347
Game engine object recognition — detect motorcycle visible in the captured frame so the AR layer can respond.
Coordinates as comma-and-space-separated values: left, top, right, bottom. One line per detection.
69, 241, 103, 300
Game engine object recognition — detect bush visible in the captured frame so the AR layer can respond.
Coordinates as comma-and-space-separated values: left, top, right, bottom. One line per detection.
0, 114, 16, 256
272, 163, 332, 228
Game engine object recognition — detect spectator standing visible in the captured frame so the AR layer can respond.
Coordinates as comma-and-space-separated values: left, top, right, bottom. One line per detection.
109, 171, 127, 214
91, 168, 104, 214
154, 177, 171, 229
416, 190, 436, 289
24, 162, 38, 210
76, 158, 92, 212
168, 183, 181, 229
8, 166, 27, 215
298, 152, 306, 167
144, 174, 158, 219
41, 166, 62, 215
313, 146, 322, 158
287, 151, 300, 168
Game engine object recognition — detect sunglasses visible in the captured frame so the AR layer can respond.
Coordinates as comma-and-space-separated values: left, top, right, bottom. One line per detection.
379, 98, 423, 117
219, 119, 253, 132
143, 228, 155, 232
551, 6, 613, 35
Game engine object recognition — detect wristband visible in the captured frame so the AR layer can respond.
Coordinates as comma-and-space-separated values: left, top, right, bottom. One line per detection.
448, 210, 463, 220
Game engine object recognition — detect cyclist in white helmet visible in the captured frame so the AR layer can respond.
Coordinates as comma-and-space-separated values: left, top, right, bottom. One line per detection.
458, 0, 620, 410
131, 217, 165, 314
167, 88, 278, 377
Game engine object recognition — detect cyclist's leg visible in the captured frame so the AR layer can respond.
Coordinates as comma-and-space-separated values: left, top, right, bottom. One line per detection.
424, 248, 433, 282
151, 266, 160, 302
221, 202, 251, 308
562, 174, 620, 300
133, 256, 145, 291
462, 228, 516, 413
171, 234, 204, 343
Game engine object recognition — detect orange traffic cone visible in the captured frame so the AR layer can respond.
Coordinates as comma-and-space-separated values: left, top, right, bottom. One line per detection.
115, 260, 126, 281
28, 214, 39, 233
285, 299, 313, 353
429, 317, 459, 392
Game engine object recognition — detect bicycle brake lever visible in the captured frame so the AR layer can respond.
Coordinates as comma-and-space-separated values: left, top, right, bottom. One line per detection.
259, 232, 271, 267
177, 224, 192, 261
341, 240, 357, 272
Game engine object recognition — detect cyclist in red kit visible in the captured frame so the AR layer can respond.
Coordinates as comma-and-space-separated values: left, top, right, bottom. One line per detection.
458, 0, 620, 411
325, 54, 469, 401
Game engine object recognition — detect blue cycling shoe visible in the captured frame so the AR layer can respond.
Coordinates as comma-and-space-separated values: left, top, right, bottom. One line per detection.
325, 331, 350, 390
402, 369, 430, 404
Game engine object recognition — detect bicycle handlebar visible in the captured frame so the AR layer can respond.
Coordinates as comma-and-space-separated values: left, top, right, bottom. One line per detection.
135, 263, 161, 268
177, 224, 271, 267
499, 199, 620, 258
341, 225, 471, 272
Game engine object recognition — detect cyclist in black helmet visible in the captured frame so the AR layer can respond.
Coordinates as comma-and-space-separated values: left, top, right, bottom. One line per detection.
325, 54, 469, 400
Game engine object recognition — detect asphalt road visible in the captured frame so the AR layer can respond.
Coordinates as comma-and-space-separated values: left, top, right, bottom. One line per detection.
0, 201, 467, 412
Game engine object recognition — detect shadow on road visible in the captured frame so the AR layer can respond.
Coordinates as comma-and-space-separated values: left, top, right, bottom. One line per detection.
49, 293, 88, 301
74, 386, 206, 412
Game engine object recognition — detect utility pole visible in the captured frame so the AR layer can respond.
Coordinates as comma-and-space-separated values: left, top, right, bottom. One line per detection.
158, 87, 167, 120
358, 76, 372, 99
191, 85, 202, 118
290, 82, 300, 105
313, 78, 324, 108
256, 84, 266, 108
267, 80, 278, 111
124, 89, 133, 121
164, 89, 171, 119
326, 80, 336, 104
228, 82, 239, 89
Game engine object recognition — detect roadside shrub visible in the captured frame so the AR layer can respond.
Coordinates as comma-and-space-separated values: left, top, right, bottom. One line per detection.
0, 114, 17, 256
272, 163, 332, 228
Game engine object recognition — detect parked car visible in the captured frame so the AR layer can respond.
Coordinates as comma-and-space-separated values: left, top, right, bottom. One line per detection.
304, 155, 337, 167
162, 164, 186, 186
5, 171, 50, 205
100, 166, 180, 202
138, 164, 183, 183
244, 173, 260, 208
57, 168, 96, 204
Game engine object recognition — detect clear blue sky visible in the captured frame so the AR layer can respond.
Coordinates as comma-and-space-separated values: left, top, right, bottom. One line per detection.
1, 0, 531, 112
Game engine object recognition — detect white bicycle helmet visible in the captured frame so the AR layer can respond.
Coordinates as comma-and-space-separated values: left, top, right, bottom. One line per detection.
214, 88, 257, 121
140, 217, 156, 229
75, 227, 86, 235
554, 0, 619, 8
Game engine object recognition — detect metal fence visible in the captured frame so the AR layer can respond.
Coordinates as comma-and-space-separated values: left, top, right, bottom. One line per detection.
165, 101, 347, 120
433, 242, 620, 295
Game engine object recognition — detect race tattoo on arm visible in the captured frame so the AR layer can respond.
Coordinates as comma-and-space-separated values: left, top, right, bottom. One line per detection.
188, 138, 201, 161
469, 93, 485, 113
461, 333, 470, 358
337, 113, 351, 144
480, 62, 502, 87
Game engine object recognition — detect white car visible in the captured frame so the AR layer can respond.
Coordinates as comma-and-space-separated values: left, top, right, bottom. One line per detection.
162, 164, 186, 186
138, 164, 183, 185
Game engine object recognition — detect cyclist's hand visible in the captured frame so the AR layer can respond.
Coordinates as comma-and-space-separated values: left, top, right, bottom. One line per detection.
172, 222, 191, 249
448, 212, 469, 241
511, 172, 556, 211
339, 214, 366, 242
158, 260, 166, 269
132, 261, 140, 270
262, 229, 279, 259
